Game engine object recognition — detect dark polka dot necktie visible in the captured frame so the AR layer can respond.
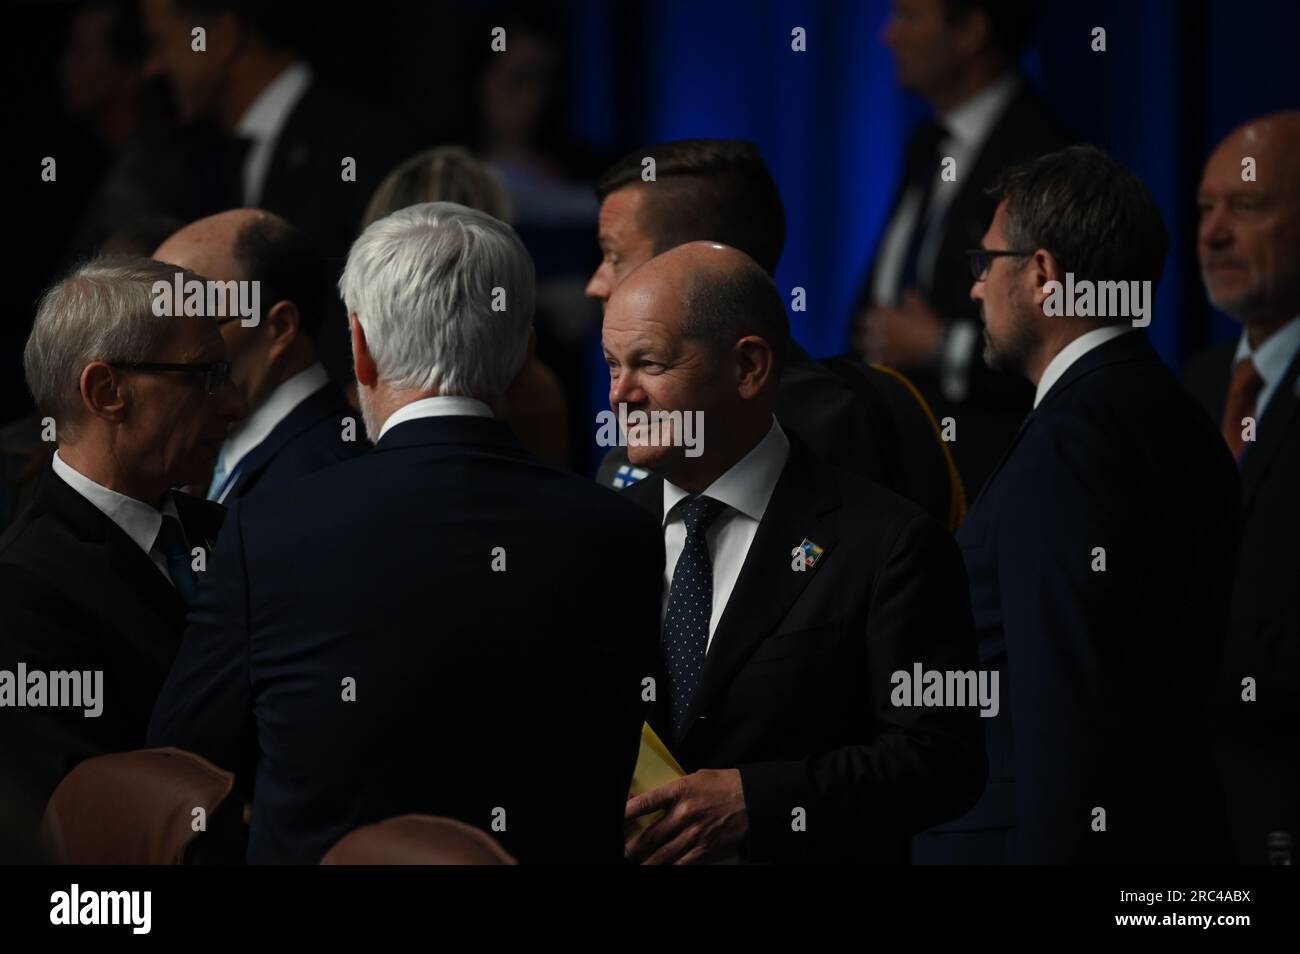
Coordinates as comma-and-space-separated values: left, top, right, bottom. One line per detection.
663, 494, 726, 741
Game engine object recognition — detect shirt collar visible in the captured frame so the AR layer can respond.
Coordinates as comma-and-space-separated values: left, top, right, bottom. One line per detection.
1232, 313, 1300, 386
939, 74, 1019, 149
221, 362, 329, 474
235, 61, 313, 142
377, 396, 495, 441
663, 418, 790, 525
1034, 325, 1134, 408
51, 450, 180, 557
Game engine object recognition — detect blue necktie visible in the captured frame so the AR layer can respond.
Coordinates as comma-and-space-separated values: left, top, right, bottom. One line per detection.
663, 495, 726, 741
155, 514, 198, 602
206, 450, 243, 501
206, 450, 229, 501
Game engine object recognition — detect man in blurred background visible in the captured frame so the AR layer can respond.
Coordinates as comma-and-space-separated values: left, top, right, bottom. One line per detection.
140, 0, 412, 383
0, 258, 240, 858
1185, 110, 1300, 865
59, 0, 193, 260
154, 209, 366, 502
852, 0, 1070, 496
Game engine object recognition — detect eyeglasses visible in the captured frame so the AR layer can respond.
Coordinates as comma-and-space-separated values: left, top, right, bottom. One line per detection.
966, 248, 1035, 281
107, 360, 232, 395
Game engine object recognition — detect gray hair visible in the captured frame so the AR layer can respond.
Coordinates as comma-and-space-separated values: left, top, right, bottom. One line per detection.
24, 257, 194, 436
338, 202, 535, 399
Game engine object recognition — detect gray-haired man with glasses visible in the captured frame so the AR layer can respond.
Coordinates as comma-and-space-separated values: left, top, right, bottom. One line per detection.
0, 256, 242, 859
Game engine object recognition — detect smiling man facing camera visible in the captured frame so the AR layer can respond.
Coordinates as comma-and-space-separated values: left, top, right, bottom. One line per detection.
150, 203, 662, 864
610, 242, 984, 864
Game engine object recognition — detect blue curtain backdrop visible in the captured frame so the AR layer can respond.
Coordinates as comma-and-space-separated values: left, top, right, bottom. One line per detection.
565, 0, 1300, 458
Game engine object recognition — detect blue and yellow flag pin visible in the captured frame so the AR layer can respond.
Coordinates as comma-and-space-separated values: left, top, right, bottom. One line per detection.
796, 538, 825, 569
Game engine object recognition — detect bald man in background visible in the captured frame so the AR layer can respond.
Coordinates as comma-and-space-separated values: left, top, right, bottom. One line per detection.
154, 210, 367, 502
611, 242, 984, 864
1185, 111, 1300, 864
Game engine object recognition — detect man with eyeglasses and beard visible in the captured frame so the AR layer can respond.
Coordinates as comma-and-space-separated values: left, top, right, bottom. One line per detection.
0, 257, 242, 861
913, 147, 1239, 864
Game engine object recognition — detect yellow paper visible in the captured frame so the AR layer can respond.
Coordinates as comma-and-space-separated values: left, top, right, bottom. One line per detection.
628, 722, 684, 829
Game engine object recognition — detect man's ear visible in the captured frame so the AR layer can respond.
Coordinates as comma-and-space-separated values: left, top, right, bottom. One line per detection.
1029, 249, 1064, 307
350, 314, 378, 388
79, 361, 127, 423
264, 300, 301, 361
733, 336, 776, 400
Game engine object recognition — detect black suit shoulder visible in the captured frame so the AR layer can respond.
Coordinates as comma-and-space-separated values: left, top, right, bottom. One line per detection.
995, 83, 1074, 155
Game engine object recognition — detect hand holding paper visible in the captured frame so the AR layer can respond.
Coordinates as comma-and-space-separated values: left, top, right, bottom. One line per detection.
625, 756, 749, 865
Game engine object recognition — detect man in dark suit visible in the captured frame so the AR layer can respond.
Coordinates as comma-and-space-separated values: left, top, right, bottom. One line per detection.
914, 147, 1239, 864
607, 242, 985, 864
588, 139, 965, 530
0, 257, 240, 860
154, 210, 367, 502
149, 203, 662, 864
852, 0, 1070, 496
1184, 111, 1300, 864
140, 0, 413, 381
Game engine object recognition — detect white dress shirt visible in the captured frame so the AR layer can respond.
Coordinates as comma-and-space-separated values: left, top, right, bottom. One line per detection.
235, 61, 313, 206
377, 396, 494, 441
213, 362, 329, 503
51, 450, 182, 586
1231, 313, 1300, 421
1034, 325, 1134, 408
661, 418, 791, 652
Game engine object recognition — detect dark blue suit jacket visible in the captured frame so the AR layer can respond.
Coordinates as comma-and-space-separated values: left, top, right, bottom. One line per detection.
149, 415, 663, 864
914, 331, 1239, 863
222, 383, 368, 502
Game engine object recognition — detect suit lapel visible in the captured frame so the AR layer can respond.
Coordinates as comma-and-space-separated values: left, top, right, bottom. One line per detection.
967, 409, 1035, 510
1241, 347, 1300, 511
678, 446, 840, 744
36, 468, 188, 622
972, 332, 1155, 509
230, 384, 349, 498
